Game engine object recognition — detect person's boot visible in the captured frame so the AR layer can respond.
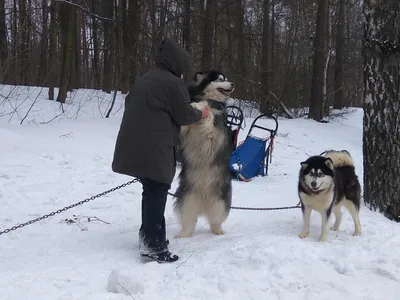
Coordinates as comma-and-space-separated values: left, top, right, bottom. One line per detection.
139, 236, 178, 263
140, 250, 179, 263
139, 229, 177, 263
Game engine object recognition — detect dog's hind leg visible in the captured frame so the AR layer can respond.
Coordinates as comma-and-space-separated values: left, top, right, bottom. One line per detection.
206, 200, 228, 235
298, 205, 312, 239
330, 203, 343, 231
343, 199, 362, 236
174, 194, 198, 238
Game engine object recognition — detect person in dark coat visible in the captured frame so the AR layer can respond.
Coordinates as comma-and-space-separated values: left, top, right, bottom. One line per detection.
112, 38, 209, 263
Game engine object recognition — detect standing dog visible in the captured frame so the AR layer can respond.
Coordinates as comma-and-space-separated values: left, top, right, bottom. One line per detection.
173, 70, 236, 238
297, 150, 362, 242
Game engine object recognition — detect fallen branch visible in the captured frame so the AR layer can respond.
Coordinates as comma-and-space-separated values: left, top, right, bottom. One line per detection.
269, 90, 295, 119
60, 215, 111, 231
59, 132, 74, 138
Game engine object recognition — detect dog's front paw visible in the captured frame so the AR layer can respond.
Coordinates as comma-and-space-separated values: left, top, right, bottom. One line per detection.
211, 228, 225, 235
318, 235, 328, 242
352, 231, 361, 236
191, 101, 208, 111
330, 225, 340, 231
211, 225, 225, 235
298, 232, 309, 239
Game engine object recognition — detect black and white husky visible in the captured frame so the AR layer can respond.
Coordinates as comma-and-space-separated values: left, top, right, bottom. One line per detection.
297, 150, 362, 242
173, 70, 236, 238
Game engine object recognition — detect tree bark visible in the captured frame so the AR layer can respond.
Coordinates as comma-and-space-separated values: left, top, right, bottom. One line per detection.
18, 0, 27, 85
363, 0, 400, 222
38, 0, 48, 86
309, 0, 328, 121
201, 0, 215, 70
91, 0, 101, 89
123, 0, 140, 92
48, 0, 58, 100
81, 11, 90, 88
57, 2, 74, 103
260, 0, 271, 115
182, 0, 191, 78
333, 0, 346, 109
102, 0, 113, 93
0, 0, 7, 82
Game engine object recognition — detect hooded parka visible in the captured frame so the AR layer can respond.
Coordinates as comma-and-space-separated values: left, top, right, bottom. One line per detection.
111, 39, 202, 185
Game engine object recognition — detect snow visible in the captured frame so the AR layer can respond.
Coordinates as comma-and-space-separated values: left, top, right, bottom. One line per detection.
1, 85, 400, 300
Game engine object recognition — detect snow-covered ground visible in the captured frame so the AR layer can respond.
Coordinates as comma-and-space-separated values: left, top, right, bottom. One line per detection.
1, 85, 400, 300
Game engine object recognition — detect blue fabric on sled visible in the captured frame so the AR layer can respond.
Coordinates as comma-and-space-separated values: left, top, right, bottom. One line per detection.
229, 135, 266, 181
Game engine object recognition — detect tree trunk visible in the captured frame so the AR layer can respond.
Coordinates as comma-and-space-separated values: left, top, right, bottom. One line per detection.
309, 0, 328, 122
201, 0, 215, 70
102, 0, 113, 93
150, 0, 157, 60
38, 0, 48, 86
91, 0, 101, 89
182, 0, 191, 78
48, 1, 58, 100
81, 11, 89, 88
363, 0, 400, 222
322, 3, 332, 116
123, 0, 140, 92
18, 0, 27, 85
57, 3, 74, 103
11, 0, 18, 84
260, 0, 271, 115
69, 6, 77, 90
233, 0, 245, 98
333, 0, 345, 109
74, 8, 81, 89
0, 0, 7, 82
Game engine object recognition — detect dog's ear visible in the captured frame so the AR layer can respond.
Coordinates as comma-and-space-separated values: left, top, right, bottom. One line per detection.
324, 158, 334, 170
194, 72, 204, 81
300, 162, 308, 170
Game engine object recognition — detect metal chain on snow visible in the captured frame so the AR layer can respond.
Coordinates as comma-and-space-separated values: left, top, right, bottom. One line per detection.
168, 191, 301, 211
230, 201, 301, 211
0, 179, 139, 237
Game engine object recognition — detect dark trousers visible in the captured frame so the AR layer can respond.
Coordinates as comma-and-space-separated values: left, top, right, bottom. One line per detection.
138, 178, 170, 255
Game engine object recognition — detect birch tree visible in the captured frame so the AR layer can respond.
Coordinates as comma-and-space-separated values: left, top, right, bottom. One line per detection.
363, 0, 400, 222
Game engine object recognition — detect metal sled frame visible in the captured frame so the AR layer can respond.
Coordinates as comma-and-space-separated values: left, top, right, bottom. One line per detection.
231, 114, 278, 181
248, 114, 278, 177
226, 105, 245, 151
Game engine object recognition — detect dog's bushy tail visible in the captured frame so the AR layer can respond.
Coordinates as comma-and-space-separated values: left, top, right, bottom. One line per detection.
322, 150, 354, 168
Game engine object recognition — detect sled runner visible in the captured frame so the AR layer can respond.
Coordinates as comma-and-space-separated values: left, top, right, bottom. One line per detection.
229, 114, 278, 181
226, 105, 245, 151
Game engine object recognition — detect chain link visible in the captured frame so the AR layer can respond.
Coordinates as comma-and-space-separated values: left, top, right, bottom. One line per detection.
168, 190, 301, 211
0, 179, 138, 237
230, 202, 301, 211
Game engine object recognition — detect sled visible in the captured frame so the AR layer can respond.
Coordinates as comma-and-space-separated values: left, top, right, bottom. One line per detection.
229, 114, 278, 182
226, 105, 245, 151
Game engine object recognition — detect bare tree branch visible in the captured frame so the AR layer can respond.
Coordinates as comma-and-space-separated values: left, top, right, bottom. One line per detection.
53, 0, 115, 21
